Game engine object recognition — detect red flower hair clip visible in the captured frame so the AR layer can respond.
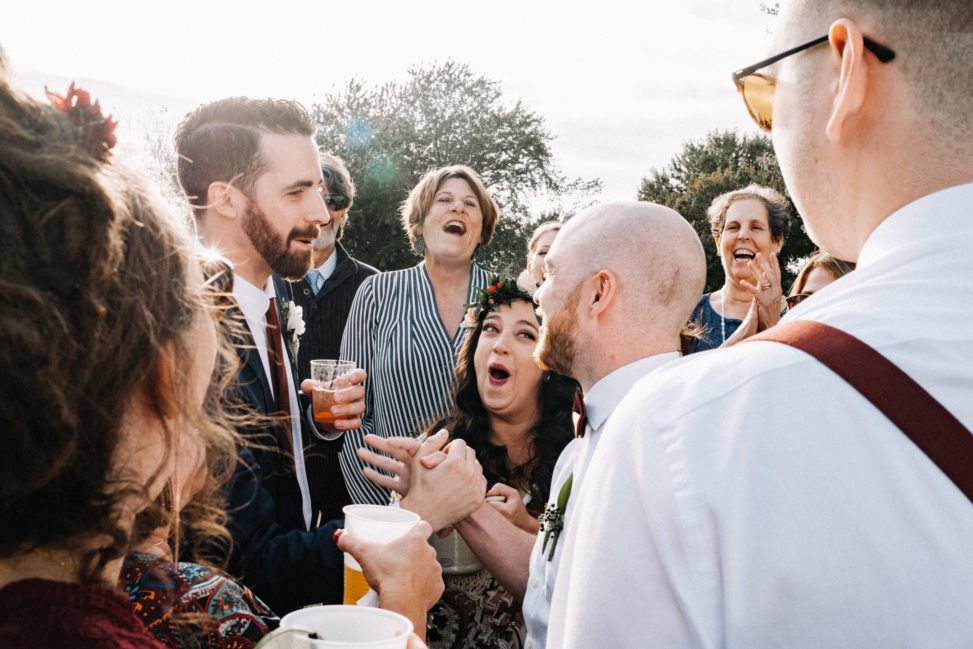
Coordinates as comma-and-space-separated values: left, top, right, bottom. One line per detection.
45, 83, 118, 163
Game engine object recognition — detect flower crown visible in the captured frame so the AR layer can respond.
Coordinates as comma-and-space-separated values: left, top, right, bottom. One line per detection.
45, 83, 118, 163
465, 274, 537, 327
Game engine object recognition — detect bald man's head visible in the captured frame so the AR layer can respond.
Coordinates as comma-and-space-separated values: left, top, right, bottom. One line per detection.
550, 201, 706, 335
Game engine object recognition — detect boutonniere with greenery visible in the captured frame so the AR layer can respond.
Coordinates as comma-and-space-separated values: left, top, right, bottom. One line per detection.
281, 300, 305, 360
538, 472, 573, 561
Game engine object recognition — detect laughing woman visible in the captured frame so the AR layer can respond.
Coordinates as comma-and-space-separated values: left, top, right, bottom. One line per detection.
339, 165, 500, 506
687, 185, 790, 353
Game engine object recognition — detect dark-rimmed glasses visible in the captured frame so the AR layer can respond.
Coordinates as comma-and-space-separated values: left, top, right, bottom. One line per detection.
786, 293, 812, 309
325, 193, 350, 211
732, 34, 896, 132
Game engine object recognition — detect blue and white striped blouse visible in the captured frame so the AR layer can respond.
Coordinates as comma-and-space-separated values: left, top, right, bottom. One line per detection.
338, 262, 490, 505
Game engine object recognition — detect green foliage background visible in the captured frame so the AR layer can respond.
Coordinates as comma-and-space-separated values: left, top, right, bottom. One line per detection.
637, 130, 815, 293
311, 62, 602, 276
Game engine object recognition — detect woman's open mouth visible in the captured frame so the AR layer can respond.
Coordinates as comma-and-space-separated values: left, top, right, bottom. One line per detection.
444, 220, 467, 236
488, 363, 510, 386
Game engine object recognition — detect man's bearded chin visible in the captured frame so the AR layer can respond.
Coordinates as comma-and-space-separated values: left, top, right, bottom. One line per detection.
243, 200, 318, 280
535, 322, 576, 378
313, 222, 337, 251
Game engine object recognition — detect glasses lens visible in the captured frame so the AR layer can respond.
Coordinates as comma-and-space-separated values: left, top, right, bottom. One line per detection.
740, 75, 775, 132
326, 194, 350, 210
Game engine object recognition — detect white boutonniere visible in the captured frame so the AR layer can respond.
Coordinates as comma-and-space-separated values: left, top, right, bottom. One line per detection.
281, 300, 305, 361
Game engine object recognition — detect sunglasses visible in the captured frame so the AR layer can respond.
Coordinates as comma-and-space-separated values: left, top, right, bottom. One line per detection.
325, 193, 351, 211
786, 293, 812, 309
732, 34, 895, 132
200, 254, 235, 321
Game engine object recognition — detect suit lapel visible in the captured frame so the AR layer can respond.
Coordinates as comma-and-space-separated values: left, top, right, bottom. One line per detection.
235, 316, 276, 414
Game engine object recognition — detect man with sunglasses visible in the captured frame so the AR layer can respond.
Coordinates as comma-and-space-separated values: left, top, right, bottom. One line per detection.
296, 153, 379, 526
549, 2, 973, 647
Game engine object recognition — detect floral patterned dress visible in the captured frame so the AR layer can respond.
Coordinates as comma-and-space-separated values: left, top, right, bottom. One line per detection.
427, 568, 525, 649
120, 552, 277, 649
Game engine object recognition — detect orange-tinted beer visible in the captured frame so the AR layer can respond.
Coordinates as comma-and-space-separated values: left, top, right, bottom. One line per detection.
313, 386, 337, 425
343, 564, 370, 605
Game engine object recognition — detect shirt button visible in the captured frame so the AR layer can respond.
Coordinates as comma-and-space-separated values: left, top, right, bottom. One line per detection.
527, 642, 533, 649
529, 578, 539, 590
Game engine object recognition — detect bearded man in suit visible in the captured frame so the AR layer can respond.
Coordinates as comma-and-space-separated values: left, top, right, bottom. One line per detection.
174, 97, 367, 614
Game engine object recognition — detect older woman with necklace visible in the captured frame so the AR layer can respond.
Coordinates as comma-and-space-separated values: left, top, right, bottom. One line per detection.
687, 184, 790, 353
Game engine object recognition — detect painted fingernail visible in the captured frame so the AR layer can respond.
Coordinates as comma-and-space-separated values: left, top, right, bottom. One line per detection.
333, 528, 344, 542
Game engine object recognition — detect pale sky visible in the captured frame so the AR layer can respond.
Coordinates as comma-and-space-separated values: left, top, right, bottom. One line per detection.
1, 0, 776, 203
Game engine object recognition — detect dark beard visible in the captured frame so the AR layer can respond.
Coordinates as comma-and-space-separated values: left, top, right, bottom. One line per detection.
535, 283, 581, 378
242, 199, 315, 280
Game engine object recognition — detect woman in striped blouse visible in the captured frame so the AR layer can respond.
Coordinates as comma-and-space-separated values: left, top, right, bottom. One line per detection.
339, 165, 500, 505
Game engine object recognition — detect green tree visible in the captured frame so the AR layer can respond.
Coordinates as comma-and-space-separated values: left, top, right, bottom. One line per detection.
637, 130, 815, 293
311, 62, 601, 275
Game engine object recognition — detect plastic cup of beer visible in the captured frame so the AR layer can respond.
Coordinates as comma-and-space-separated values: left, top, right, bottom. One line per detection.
279, 605, 413, 648
311, 359, 356, 426
342, 505, 420, 606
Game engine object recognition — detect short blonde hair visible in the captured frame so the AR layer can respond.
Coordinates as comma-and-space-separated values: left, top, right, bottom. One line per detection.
400, 165, 500, 255
527, 220, 563, 254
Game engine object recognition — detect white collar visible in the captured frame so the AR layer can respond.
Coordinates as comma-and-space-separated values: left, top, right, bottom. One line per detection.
584, 352, 681, 432
233, 275, 277, 325
857, 182, 973, 270
312, 249, 339, 282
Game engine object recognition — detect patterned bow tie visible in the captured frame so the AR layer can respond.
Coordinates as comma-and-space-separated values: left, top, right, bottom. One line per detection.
573, 390, 588, 438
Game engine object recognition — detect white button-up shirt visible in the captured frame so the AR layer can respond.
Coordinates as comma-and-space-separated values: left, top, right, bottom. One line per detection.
549, 183, 973, 648
234, 276, 313, 530
523, 352, 681, 648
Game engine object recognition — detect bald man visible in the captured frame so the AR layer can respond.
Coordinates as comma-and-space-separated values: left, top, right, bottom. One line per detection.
550, 1, 973, 647
433, 201, 704, 648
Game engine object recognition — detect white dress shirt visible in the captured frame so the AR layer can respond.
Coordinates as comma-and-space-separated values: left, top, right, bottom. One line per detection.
549, 183, 973, 649
315, 250, 339, 283
523, 352, 681, 649
234, 275, 313, 530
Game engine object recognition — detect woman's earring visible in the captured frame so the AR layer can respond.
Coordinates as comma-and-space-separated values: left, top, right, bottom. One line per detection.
415, 235, 425, 256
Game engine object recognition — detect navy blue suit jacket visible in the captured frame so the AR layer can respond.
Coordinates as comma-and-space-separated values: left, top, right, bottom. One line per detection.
224, 276, 344, 615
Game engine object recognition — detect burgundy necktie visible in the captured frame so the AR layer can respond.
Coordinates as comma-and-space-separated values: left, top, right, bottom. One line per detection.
265, 298, 294, 452
573, 390, 588, 438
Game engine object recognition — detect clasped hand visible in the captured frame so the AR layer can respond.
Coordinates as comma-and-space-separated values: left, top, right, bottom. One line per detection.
357, 430, 487, 531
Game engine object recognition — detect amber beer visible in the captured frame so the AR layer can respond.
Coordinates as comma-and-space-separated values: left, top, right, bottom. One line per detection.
313, 385, 338, 425
343, 558, 371, 605
341, 505, 420, 606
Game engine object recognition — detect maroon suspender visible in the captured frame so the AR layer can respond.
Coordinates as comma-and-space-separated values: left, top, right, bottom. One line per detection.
750, 320, 973, 504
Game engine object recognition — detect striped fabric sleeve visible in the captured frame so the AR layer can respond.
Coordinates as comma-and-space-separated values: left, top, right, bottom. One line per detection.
338, 275, 388, 505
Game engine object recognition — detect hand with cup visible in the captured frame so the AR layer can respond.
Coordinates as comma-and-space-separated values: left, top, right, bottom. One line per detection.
336, 517, 443, 640
301, 363, 366, 440
485, 483, 539, 534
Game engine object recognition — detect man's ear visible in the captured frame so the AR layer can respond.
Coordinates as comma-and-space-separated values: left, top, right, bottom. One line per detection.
826, 19, 869, 143
206, 180, 245, 220
588, 270, 617, 318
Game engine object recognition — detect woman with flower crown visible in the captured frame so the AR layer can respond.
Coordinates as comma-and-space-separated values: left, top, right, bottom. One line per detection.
360, 277, 576, 648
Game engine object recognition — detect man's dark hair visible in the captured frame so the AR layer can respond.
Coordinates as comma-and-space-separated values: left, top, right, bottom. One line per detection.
320, 152, 356, 238
174, 97, 315, 217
